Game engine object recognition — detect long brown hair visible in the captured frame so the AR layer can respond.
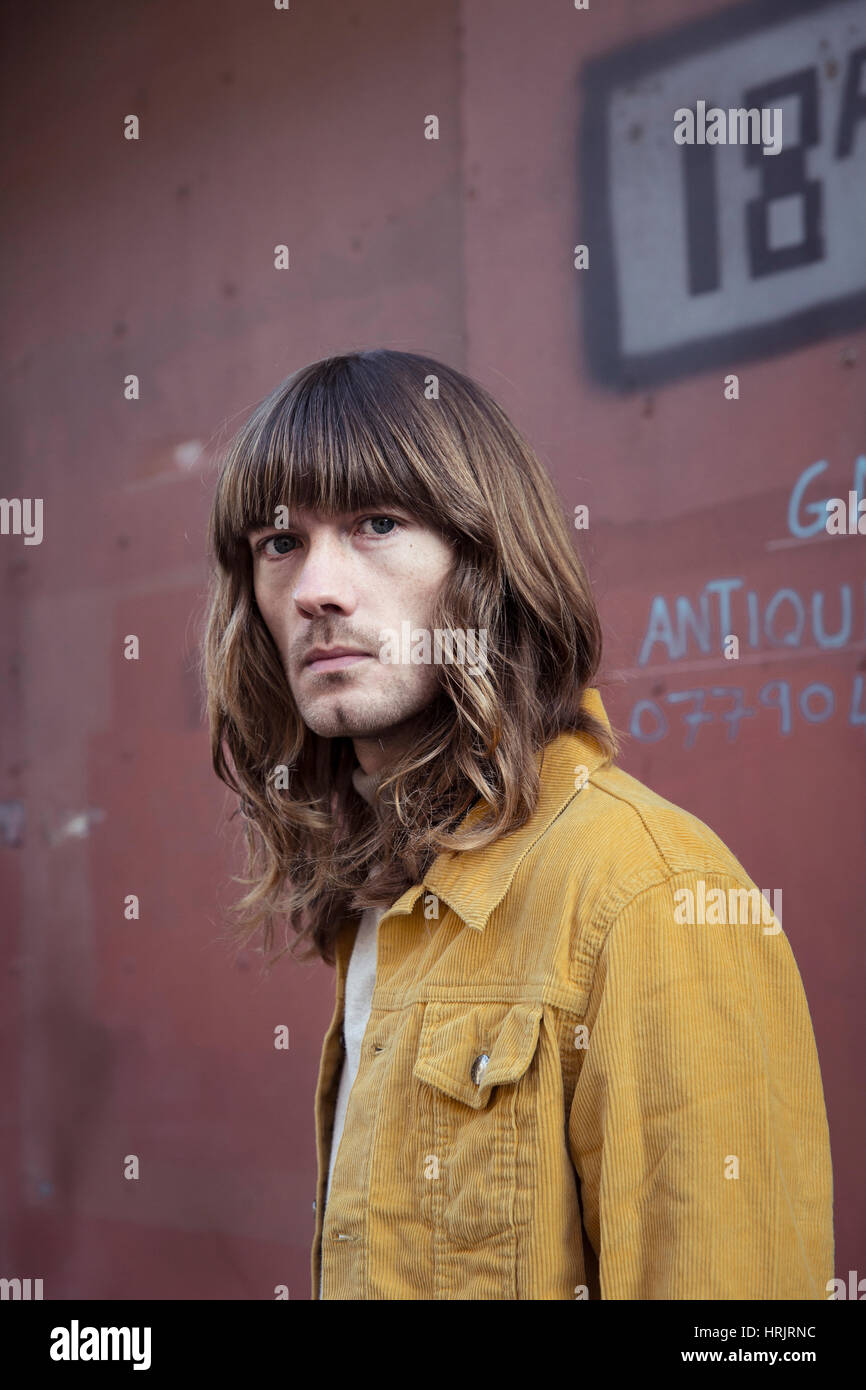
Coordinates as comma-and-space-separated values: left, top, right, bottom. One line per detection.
202, 349, 617, 966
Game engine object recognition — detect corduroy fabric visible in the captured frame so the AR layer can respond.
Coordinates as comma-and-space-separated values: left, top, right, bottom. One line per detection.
310, 688, 834, 1300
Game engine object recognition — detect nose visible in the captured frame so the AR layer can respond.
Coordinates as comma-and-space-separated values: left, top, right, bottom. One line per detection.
292, 531, 359, 619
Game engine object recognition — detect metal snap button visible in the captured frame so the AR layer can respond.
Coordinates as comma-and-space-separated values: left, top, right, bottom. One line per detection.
471, 1052, 490, 1085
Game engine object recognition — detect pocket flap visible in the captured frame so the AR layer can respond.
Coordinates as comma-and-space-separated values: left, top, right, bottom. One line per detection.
413, 1002, 543, 1110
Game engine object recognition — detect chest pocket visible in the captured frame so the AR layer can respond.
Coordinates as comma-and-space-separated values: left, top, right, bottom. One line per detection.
412, 1002, 544, 1258
413, 1001, 543, 1106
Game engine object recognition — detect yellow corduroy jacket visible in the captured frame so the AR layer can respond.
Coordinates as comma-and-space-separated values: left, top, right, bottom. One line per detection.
310, 689, 834, 1300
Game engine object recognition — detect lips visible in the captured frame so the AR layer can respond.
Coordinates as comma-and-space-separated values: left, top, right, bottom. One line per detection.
303, 646, 371, 673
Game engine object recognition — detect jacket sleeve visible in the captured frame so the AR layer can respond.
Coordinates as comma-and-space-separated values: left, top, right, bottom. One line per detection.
567, 871, 834, 1299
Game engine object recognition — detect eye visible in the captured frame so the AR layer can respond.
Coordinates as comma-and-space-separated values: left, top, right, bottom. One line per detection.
256, 533, 299, 557
359, 515, 401, 536
253, 515, 401, 556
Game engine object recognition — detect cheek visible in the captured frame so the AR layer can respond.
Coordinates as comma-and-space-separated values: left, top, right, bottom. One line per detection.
401, 544, 453, 606
254, 582, 290, 649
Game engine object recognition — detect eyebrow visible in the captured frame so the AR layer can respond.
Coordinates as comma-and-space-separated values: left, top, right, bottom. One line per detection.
244, 502, 411, 540
242, 512, 306, 540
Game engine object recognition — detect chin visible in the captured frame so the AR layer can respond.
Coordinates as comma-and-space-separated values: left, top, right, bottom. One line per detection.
297, 700, 380, 739
299, 694, 419, 740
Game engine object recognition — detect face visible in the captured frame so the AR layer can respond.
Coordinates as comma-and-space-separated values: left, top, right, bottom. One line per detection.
246, 504, 454, 770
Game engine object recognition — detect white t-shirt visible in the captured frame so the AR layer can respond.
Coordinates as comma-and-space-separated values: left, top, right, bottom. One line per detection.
319, 764, 386, 1299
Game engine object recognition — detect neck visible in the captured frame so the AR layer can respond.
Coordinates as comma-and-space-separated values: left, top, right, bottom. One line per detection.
351, 761, 383, 806
351, 710, 427, 776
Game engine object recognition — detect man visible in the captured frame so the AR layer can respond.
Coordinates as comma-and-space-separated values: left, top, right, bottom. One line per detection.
203, 348, 833, 1300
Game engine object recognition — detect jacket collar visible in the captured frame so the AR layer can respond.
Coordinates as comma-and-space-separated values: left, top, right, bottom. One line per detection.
384, 688, 614, 932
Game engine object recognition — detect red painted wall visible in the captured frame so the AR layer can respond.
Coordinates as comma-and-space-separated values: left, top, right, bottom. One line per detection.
1, 0, 863, 1298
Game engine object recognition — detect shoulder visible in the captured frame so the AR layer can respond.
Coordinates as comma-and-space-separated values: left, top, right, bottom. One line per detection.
540, 759, 758, 932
